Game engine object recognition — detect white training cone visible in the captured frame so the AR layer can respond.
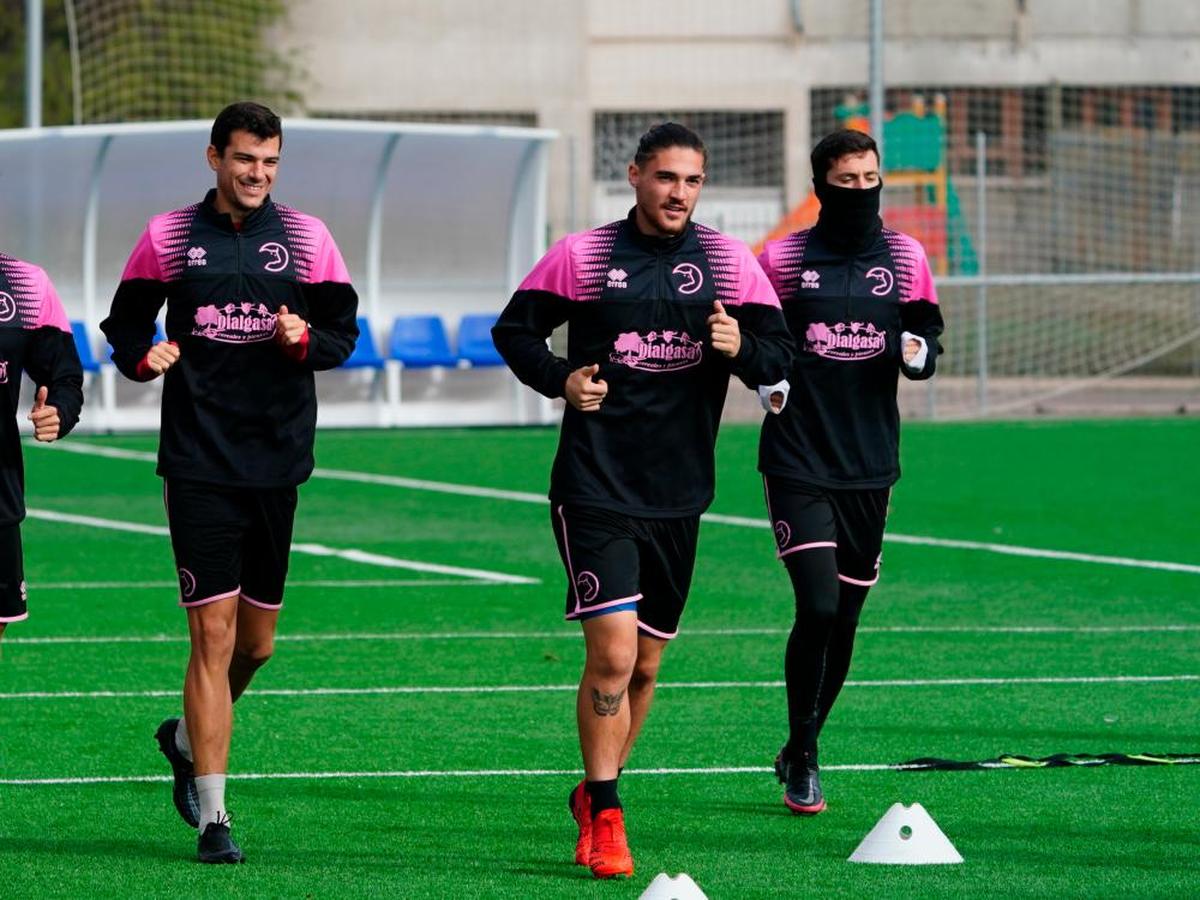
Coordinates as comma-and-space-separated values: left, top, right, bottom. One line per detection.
638, 872, 709, 900
847, 802, 963, 865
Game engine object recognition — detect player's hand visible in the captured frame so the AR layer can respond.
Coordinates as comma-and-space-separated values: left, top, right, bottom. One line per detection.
564, 363, 608, 413
757, 379, 790, 414
275, 304, 307, 346
900, 330, 928, 370
145, 340, 181, 375
708, 300, 741, 358
29, 386, 61, 442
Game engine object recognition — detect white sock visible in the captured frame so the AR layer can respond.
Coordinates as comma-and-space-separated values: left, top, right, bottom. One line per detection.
195, 773, 228, 831
174, 717, 193, 762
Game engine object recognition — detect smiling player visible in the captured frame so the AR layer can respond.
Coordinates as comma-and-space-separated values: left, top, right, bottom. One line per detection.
101, 101, 359, 864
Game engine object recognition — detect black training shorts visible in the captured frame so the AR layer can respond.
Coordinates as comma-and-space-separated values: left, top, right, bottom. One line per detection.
0, 523, 26, 623
164, 478, 298, 610
550, 504, 700, 639
762, 476, 890, 586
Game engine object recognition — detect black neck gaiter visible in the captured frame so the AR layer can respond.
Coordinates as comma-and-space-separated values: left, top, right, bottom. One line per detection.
813, 179, 883, 254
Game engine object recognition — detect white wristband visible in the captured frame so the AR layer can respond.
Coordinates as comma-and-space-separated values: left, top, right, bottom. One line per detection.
757, 379, 790, 414
900, 331, 928, 372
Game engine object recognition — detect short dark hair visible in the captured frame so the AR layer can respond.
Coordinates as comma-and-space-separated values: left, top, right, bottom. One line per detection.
811, 129, 879, 181
210, 101, 282, 156
633, 122, 708, 169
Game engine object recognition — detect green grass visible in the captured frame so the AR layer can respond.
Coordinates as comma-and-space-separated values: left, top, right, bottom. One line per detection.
1, 419, 1198, 897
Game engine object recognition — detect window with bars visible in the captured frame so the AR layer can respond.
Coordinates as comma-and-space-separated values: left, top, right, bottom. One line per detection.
592, 110, 785, 188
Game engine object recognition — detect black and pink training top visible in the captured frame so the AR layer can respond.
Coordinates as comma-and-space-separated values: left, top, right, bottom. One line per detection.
0, 255, 84, 525
493, 210, 794, 518
102, 191, 359, 488
757, 226, 945, 489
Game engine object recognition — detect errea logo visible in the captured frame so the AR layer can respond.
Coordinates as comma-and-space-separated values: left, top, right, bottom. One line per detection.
606, 268, 629, 289
800, 269, 820, 289
186, 247, 207, 267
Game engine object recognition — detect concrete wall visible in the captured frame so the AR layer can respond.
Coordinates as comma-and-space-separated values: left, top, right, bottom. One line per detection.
284, 0, 1200, 236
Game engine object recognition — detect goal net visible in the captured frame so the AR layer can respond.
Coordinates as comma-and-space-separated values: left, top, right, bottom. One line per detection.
63, 0, 300, 124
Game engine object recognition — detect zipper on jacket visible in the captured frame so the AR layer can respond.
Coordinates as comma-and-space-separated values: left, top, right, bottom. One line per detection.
655, 246, 666, 312
235, 230, 243, 299
844, 254, 854, 318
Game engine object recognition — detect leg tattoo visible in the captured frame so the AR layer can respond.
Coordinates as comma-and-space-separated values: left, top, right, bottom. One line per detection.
591, 686, 626, 716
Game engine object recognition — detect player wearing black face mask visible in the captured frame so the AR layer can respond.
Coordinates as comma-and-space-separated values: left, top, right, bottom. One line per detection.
812, 178, 884, 252
754, 130, 945, 815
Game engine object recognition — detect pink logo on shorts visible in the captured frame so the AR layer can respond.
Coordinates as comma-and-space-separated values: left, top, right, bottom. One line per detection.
178, 568, 196, 599
575, 571, 600, 603
773, 520, 791, 549
19, 579, 26, 602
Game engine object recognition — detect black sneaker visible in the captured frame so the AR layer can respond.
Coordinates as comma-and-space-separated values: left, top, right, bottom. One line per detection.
155, 718, 200, 828
197, 817, 244, 864
775, 745, 827, 815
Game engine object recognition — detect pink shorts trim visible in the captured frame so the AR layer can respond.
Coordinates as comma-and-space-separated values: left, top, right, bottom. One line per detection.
566, 593, 642, 621
0, 611, 29, 623
239, 592, 283, 611
778, 540, 838, 560
179, 587, 241, 609
838, 572, 879, 587
636, 620, 677, 641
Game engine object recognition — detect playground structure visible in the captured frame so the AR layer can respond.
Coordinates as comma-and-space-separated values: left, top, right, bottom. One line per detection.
756, 95, 978, 276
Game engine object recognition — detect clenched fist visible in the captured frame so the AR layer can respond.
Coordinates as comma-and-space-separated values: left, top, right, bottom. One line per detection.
275, 305, 307, 346
29, 386, 61, 442
707, 300, 741, 358
564, 363, 608, 412
145, 340, 181, 375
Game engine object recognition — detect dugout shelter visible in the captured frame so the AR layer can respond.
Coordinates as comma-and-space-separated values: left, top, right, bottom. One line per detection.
0, 119, 556, 429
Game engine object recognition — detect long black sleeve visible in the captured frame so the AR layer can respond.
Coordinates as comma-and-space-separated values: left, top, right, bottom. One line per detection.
101, 279, 166, 381
729, 303, 795, 388
300, 281, 359, 371
899, 299, 944, 381
24, 327, 85, 436
492, 289, 573, 399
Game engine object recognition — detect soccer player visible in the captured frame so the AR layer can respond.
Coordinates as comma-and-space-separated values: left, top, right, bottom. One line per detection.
492, 123, 793, 879
101, 102, 359, 863
0, 256, 84, 643
756, 129, 944, 814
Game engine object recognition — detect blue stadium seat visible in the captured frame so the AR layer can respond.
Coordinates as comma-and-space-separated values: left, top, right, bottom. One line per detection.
341, 316, 384, 369
388, 315, 457, 368
456, 313, 505, 367
70, 321, 100, 373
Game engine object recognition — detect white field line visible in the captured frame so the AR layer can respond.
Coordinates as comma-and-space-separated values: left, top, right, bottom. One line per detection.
36, 441, 1200, 576
24, 509, 537, 586
702, 512, 1200, 575
1, 763, 951, 787
30, 579, 490, 590
5, 755, 1200, 787
3, 673, 1196, 701
7, 623, 1200, 647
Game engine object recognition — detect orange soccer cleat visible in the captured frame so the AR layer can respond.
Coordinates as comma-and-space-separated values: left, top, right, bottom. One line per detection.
568, 780, 591, 866
588, 807, 634, 879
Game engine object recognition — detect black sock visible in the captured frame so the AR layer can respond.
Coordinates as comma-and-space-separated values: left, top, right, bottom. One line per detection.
586, 778, 621, 814
782, 549, 840, 753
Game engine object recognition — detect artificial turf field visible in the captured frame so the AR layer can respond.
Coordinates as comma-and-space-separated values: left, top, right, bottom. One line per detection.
1, 417, 1197, 898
